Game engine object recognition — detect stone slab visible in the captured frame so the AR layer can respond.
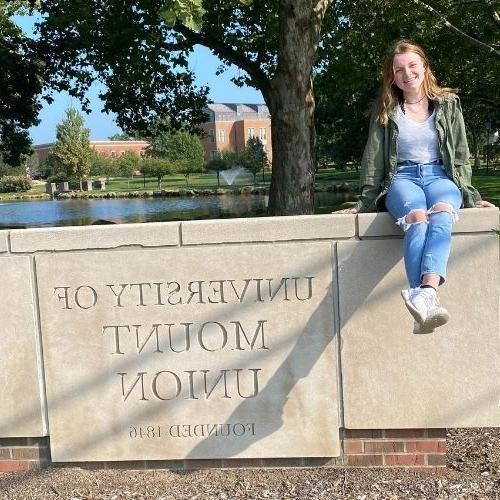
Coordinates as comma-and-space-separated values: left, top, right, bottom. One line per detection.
0, 256, 46, 437
0, 230, 8, 252
36, 243, 340, 461
10, 222, 180, 253
338, 235, 500, 428
358, 208, 499, 238
181, 214, 355, 245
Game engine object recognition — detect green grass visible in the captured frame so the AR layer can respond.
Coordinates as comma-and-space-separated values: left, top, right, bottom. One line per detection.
471, 168, 500, 207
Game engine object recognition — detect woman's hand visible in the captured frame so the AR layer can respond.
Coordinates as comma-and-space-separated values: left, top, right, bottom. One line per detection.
475, 200, 496, 208
332, 207, 359, 214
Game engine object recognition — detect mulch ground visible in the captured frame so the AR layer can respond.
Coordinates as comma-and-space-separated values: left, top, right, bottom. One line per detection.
1, 429, 500, 499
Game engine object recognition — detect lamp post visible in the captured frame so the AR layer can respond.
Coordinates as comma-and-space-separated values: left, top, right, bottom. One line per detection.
484, 120, 491, 174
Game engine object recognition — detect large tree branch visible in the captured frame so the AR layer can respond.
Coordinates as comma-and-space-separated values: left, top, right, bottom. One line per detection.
411, 0, 500, 58
173, 21, 272, 97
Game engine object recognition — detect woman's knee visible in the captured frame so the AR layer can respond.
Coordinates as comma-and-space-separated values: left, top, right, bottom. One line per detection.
396, 208, 428, 232
428, 202, 459, 224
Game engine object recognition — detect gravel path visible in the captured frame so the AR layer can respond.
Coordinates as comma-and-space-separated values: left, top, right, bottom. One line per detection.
1, 429, 500, 499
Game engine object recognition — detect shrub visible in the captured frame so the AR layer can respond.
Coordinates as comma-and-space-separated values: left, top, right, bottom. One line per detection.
0, 176, 32, 193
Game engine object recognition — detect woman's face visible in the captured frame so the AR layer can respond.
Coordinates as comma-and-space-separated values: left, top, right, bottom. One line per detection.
392, 51, 426, 94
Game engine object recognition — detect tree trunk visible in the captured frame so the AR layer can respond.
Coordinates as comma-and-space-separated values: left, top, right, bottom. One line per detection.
266, 0, 330, 215
472, 130, 481, 169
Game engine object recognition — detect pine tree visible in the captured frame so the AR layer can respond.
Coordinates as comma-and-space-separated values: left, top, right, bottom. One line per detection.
53, 108, 92, 190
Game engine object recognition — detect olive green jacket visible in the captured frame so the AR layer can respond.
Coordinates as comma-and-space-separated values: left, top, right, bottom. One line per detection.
355, 93, 482, 213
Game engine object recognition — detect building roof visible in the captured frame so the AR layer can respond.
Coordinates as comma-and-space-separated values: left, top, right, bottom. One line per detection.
205, 103, 269, 114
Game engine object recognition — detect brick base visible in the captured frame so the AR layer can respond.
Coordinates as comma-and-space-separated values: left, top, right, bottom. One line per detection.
0, 429, 447, 473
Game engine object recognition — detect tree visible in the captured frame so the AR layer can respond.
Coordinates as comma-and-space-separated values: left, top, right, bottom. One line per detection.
35, 0, 332, 215
149, 129, 205, 185
242, 136, 268, 183
90, 151, 118, 180
140, 157, 175, 189
52, 108, 93, 189
109, 132, 141, 141
118, 151, 141, 188
206, 156, 230, 188
0, 1, 44, 165
410, 0, 500, 59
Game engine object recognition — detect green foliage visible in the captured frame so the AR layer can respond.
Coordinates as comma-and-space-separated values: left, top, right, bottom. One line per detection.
140, 157, 176, 188
117, 151, 141, 178
89, 151, 118, 179
0, 175, 31, 192
148, 129, 205, 185
108, 132, 139, 141
205, 155, 230, 188
0, 3, 44, 164
159, 0, 205, 32
52, 108, 93, 188
241, 137, 267, 182
219, 149, 243, 168
36, 1, 210, 137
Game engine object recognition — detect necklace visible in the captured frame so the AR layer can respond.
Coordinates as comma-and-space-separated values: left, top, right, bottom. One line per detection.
400, 99, 434, 116
405, 95, 426, 105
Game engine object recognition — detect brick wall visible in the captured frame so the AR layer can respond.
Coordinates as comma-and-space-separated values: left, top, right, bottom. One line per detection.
0, 429, 447, 473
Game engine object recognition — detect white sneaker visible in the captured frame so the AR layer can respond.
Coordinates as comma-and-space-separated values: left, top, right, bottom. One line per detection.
401, 287, 449, 333
413, 320, 435, 335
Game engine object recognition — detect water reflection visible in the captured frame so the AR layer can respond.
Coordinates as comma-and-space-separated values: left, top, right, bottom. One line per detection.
0, 192, 354, 229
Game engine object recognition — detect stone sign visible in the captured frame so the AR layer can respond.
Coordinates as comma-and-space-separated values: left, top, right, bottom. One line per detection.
35, 243, 340, 461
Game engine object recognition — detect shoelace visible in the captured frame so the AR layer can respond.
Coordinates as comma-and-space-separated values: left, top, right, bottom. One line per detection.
413, 288, 438, 309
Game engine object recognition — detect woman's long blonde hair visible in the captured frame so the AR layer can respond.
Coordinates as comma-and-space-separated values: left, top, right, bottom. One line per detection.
376, 40, 456, 125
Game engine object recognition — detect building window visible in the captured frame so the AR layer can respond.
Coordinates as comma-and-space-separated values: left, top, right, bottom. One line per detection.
218, 129, 225, 143
259, 128, 267, 141
211, 150, 219, 158
208, 129, 215, 143
248, 127, 255, 139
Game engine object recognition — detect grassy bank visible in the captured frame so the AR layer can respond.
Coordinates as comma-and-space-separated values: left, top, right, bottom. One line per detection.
0, 167, 498, 206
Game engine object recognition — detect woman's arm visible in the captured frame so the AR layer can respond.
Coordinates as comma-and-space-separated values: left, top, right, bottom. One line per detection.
353, 113, 386, 213
451, 97, 484, 207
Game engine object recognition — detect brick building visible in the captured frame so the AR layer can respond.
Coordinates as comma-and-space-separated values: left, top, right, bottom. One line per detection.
33, 140, 149, 163
199, 103, 272, 163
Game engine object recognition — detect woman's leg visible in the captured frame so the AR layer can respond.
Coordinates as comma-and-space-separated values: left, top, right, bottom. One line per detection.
421, 173, 462, 286
385, 175, 428, 289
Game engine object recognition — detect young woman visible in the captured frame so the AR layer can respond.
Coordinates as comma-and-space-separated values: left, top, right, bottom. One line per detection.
335, 40, 494, 334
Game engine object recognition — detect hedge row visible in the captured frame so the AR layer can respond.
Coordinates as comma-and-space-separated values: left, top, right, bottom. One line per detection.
0, 176, 32, 193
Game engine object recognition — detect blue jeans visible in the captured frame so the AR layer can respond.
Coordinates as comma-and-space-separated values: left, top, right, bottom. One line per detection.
385, 161, 462, 288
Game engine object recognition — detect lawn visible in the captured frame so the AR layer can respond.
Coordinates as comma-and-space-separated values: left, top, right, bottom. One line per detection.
1, 166, 498, 207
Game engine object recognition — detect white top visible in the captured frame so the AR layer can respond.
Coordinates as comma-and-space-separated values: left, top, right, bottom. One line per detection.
394, 107, 441, 164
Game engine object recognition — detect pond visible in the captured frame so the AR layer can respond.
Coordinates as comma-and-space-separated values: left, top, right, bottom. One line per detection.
0, 192, 355, 229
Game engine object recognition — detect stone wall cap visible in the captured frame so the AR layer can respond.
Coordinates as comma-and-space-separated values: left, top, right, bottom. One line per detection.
358, 207, 499, 238
181, 214, 355, 244
10, 222, 180, 253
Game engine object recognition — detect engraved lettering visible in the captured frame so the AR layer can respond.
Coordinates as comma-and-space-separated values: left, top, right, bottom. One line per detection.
106, 283, 128, 307
53, 286, 72, 309
231, 320, 268, 350
152, 370, 182, 400
74, 285, 98, 309
118, 372, 148, 401
197, 322, 228, 352
294, 276, 315, 301
102, 325, 130, 355
235, 368, 261, 398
